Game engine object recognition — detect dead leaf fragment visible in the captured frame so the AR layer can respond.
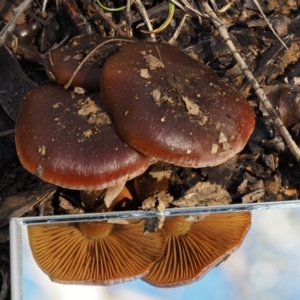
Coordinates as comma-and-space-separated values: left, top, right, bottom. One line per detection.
173, 181, 232, 207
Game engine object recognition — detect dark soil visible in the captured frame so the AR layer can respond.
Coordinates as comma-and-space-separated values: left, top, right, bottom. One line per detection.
0, 0, 300, 298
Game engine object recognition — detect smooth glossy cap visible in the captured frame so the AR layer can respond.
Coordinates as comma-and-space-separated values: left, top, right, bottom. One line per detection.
46, 35, 104, 90
143, 212, 251, 287
101, 42, 255, 167
15, 84, 152, 190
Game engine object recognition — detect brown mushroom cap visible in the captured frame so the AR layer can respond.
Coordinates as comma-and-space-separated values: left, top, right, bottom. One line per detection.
45, 35, 103, 90
143, 212, 251, 287
27, 219, 165, 284
101, 42, 255, 168
15, 84, 152, 190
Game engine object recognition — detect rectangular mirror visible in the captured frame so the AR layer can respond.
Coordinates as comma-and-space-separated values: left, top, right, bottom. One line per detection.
10, 201, 300, 300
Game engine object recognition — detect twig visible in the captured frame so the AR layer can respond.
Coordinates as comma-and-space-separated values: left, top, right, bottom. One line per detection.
252, 0, 288, 50
131, 1, 168, 23
141, 1, 175, 34
0, 129, 15, 138
218, 2, 233, 13
64, 0, 92, 35
171, 0, 191, 14
42, 0, 48, 13
168, 13, 189, 45
64, 38, 135, 89
125, 0, 133, 37
24, 10, 48, 26
201, 2, 300, 161
134, 0, 156, 41
0, 0, 33, 45
92, 3, 128, 36
177, 0, 204, 16
45, 29, 72, 53
38, 188, 57, 216
209, 0, 218, 11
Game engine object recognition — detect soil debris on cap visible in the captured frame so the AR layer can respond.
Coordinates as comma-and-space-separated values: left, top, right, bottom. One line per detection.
181, 95, 200, 115
144, 53, 165, 70
140, 69, 150, 79
76, 97, 112, 126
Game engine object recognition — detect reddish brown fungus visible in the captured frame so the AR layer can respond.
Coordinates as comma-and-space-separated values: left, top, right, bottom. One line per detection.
143, 212, 251, 287
28, 219, 165, 284
46, 35, 130, 90
15, 84, 152, 192
46, 35, 103, 90
101, 42, 255, 168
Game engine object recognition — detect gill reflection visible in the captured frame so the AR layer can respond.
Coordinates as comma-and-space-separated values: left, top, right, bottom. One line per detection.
27, 212, 251, 287
27, 219, 165, 285
144, 212, 251, 287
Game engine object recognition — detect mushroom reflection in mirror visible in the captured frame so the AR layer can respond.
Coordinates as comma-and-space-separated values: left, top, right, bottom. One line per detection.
143, 212, 251, 287
27, 219, 165, 284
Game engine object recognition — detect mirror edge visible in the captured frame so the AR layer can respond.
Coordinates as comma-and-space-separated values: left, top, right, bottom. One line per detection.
10, 218, 22, 300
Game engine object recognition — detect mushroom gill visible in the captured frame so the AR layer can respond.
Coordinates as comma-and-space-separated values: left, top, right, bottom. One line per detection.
28, 219, 165, 284
143, 212, 251, 287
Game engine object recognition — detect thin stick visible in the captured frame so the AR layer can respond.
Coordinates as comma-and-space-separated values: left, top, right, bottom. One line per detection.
178, 0, 204, 16
168, 13, 189, 45
64, 0, 92, 35
209, 0, 218, 11
252, 0, 288, 50
141, 1, 175, 34
92, 3, 127, 36
125, 0, 133, 37
38, 189, 57, 216
218, 2, 233, 13
0, 129, 15, 137
201, 2, 300, 161
24, 10, 48, 26
0, 0, 33, 45
134, 0, 156, 41
42, 0, 48, 13
131, 1, 168, 23
171, 0, 191, 14
64, 38, 135, 89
